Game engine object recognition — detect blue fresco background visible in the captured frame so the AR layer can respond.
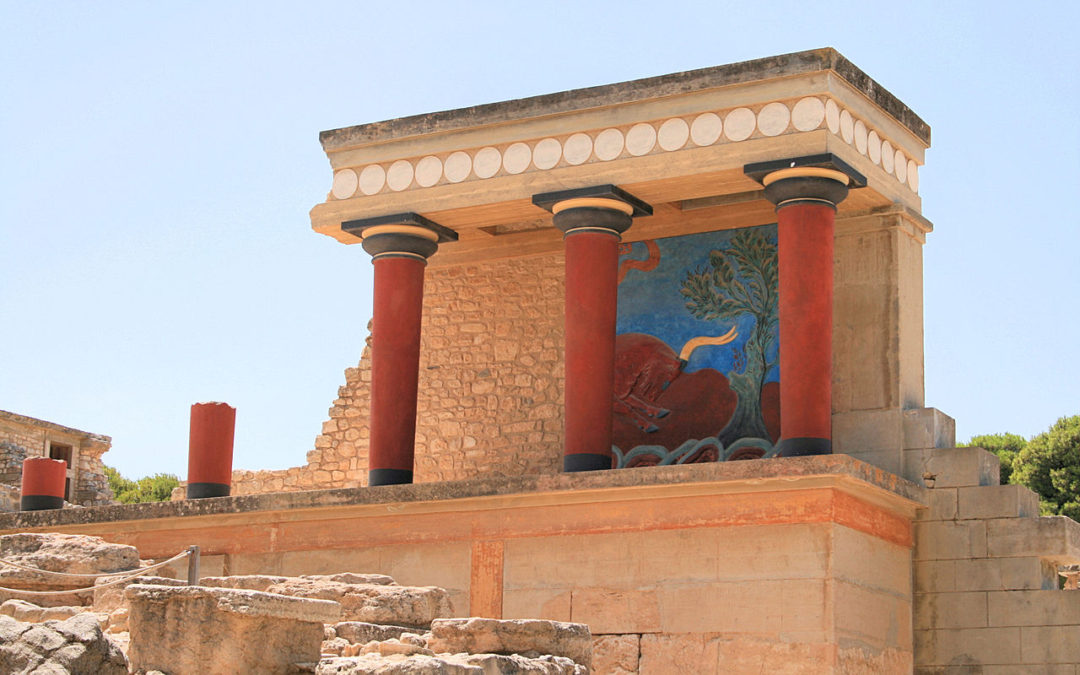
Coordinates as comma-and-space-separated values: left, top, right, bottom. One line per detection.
616, 225, 779, 383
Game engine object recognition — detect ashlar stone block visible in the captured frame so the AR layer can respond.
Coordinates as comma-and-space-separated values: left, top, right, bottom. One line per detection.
125, 584, 341, 675
957, 484, 1041, 521
903, 447, 1000, 489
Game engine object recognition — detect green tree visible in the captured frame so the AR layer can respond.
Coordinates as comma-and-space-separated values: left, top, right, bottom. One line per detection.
1012, 415, 1080, 520
104, 465, 179, 504
960, 432, 1027, 485
680, 228, 778, 443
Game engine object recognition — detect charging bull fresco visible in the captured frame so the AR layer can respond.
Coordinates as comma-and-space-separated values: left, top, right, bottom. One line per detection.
613, 225, 781, 468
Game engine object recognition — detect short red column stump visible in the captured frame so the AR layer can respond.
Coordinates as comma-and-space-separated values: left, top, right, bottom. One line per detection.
21, 457, 67, 510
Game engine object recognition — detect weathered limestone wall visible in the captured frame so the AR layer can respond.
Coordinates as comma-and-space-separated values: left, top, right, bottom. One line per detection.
1, 457, 925, 674
0, 411, 113, 507
910, 447, 1080, 672
232, 253, 565, 494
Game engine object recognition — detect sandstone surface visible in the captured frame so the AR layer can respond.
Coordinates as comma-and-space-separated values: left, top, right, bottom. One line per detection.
428, 618, 592, 667
264, 576, 453, 627
0, 532, 139, 607
316, 652, 585, 674
0, 612, 127, 674
125, 584, 341, 675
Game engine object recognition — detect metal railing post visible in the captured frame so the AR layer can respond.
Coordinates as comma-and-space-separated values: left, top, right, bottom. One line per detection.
186, 545, 201, 586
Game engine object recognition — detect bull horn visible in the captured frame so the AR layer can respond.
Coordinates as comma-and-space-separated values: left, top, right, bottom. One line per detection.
678, 326, 739, 361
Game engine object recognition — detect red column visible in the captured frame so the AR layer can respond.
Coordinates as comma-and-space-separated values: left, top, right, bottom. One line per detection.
341, 213, 458, 487
187, 402, 236, 498
533, 187, 651, 472
368, 255, 426, 486
562, 228, 622, 470
20, 457, 66, 510
763, 167, 851, 456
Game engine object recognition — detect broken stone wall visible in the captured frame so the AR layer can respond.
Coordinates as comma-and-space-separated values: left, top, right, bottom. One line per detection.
232, 253, 565, 494
0, 410, 114, 507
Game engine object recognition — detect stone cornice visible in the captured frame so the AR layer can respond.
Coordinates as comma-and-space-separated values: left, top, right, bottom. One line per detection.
320, 48, 929, 151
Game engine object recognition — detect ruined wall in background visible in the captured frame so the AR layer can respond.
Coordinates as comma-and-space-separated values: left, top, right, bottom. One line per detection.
232, 253, 566, 494
0, 411, 114, 507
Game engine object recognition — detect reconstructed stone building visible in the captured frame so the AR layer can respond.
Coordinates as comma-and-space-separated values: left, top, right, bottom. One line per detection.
0, 410, 114, 509
4, 50, 1078, 673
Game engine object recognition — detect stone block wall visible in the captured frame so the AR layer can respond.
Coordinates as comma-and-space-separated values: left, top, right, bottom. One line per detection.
910, 446, 1080, 672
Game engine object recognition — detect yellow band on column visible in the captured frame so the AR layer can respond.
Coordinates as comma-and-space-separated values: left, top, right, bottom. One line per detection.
762, 167, 850, 187
360, 224, 441, 242
552, 198, 636, 216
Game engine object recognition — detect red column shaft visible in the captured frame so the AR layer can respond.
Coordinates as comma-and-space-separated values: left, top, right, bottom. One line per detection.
21, 458, 66, 496
187, 402, 236, 497
777, 202, 835, 454
368, 256, 426, 484
563, 230, 620, 469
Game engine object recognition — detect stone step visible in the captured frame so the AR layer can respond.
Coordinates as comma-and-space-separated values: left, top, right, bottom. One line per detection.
902, 446, 1000, 488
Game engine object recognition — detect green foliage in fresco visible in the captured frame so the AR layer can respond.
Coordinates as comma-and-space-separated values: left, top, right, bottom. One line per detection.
680, 228, 778, 442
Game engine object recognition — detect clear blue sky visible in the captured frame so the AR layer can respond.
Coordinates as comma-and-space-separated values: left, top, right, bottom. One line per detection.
2, 2, 1077, 478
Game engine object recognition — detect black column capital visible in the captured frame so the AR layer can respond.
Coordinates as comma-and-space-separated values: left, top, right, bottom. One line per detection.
533, 185, 652, 237
744, 154, 864, 211
342, 212, 458, 261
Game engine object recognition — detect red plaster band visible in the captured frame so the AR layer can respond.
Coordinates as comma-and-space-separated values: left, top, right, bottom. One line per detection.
188, 402, 236, 488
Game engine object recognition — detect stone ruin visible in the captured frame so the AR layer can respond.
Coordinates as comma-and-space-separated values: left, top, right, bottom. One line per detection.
0, 532, 594, 674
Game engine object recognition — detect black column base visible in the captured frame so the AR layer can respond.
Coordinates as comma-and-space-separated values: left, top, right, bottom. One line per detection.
776, 437, 832, 457
187, 482, 231, 499
369, 468, 413, 486
20, 494, 64, 511
564, 453, 613, 472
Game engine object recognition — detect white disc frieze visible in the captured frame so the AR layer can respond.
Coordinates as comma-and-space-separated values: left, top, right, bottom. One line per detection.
626, 123, 657, 156
594, 128, 625, 161
444, 151, 472, 183
658, 118, 689, 151
907, 160, 919, 191
894, 150, 908, 183
473, 147, 502, 179
690, 113, 722, 146
757, 102, 790, 137
415, 156, 443, 187
331, 169, 358, 199
792, 97, 826, 132
386, 160, 414, 191
854, 120, 868, 155
503, 142, 531, 175
881, 140, 894, 174
358, 164, 386, 196
533, 138, 562, 170
724, 107, 756, 141
825, 99, 841, 134
563, 133, 593, 165
867, 131, 882, 164
839, 109, 854, 143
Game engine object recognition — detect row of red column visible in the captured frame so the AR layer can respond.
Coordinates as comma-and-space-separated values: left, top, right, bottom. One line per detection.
345, 155, 858, 485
